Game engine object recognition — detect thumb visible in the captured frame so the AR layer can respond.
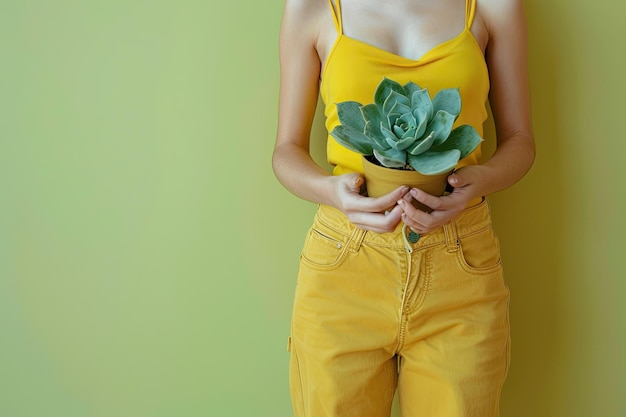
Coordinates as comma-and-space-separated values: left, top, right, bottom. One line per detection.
346, 173, 364, 191
339, 172, 365, 194
448, 171, 468, 188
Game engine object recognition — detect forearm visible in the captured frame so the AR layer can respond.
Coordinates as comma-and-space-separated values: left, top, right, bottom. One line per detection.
472, 132, 536, 197
272, 142, 340, 206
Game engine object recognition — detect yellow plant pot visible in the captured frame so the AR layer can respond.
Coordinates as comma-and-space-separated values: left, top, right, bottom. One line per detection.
362, 155, 450, 212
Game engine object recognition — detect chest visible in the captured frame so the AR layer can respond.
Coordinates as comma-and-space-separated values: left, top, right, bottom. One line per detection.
317, 0, 488, 69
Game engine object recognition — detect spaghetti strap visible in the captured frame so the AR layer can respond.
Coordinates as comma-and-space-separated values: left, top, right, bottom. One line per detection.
327, 0, 343, 34
465, 0, 476, 29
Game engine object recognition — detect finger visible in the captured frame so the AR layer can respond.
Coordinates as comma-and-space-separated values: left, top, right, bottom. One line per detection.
401, 190, 414, 202
396, 198, 432, 223
408, 188, 447, 211
359, 185, 409, 213
396, 200, 435, 234
401, 207, 452, 234
350, 205, 404, 233
342, 207, 402, 233
398, 197, 459, 233
399, 208, 432, 233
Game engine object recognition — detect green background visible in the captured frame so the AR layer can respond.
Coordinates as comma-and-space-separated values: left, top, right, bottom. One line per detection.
1, 0, 624, 416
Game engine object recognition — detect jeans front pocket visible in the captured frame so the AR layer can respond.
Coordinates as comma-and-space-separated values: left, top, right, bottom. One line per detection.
456, 225, 502, 275
300, 220, 351, 270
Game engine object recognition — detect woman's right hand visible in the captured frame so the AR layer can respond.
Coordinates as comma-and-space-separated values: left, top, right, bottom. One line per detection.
331, 173, 409, 233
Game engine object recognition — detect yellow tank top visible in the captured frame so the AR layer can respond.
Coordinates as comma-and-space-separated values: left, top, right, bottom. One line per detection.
321, 0, 489, 176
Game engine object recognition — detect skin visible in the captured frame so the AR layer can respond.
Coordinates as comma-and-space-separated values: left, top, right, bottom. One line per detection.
273, 0, 535, 234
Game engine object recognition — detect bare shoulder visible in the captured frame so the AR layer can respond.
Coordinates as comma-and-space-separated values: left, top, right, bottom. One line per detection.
281, 0, 327, 35
281, 0, 336, 65
282, 0, 326, 16
478, 0, 526, 34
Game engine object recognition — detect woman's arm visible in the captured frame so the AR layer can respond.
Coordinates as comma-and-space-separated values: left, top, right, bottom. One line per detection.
476, 0, 535, 191
399, 0, 535, 233
272, 0, 408, 233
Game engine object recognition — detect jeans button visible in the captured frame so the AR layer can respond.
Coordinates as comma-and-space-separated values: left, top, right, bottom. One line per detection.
408, 230, 420, 243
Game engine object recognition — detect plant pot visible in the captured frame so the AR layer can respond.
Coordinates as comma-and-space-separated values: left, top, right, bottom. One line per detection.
362, 155, 450, 212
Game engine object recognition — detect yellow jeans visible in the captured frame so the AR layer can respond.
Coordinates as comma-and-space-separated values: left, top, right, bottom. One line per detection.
288, 199, 510, 417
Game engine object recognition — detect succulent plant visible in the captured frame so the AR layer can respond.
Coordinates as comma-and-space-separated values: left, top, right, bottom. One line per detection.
330, 77, 483, 175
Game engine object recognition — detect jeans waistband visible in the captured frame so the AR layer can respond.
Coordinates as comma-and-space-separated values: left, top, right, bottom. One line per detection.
314, 197, 493, 251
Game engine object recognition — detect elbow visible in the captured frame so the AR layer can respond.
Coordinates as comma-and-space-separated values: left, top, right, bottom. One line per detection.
272, 142, 294, 183
503, 129, 536, 169
271, 143, 286, 179
526, 133, 536, 169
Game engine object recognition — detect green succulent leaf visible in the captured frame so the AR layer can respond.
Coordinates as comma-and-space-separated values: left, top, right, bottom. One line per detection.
388, 113, 402, 127
413, 108, 429, 138
398, 112, 416, 125
401, 127, 417, 140
360, 103, 387, 130
383, 92, 411, 116
374, 147, 407, 168
330, 125, 374, 155
432, 88, 461, 117
364, 121, 389, 150
380, 123, 398, 142
407, 131, 435, 155
432, 125, 483, 159
427, 110, 456, 145
387, 135, 417, 151
374, 78, 406, 109
408, 149, 461, 175
403, 81, 423, 100
395, 113, 417, 139
399, 111, 417, 128
392, 125, 405, 138
410, 89, 433, 121
336, 101, 366, 132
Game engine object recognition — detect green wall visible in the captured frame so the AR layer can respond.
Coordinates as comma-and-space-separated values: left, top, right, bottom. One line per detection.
495, 1, 626, 415
1, 1, 623, 416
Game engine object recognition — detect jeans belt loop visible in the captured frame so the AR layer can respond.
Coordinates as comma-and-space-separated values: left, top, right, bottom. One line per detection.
348, 227, 366, 253
443, 221, 460, 253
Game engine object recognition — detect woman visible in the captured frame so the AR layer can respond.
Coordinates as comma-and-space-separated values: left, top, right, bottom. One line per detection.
273, 0, 535, 415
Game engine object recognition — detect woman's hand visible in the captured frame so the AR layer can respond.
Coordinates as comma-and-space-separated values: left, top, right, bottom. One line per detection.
332, 172, 410, 234
397, 166, 486, 234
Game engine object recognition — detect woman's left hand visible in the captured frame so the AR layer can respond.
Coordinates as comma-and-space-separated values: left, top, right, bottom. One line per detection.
397, 165, 486, 234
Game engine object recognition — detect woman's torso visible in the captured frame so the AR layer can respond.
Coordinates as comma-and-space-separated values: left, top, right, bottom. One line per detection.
317, 0, 491, 175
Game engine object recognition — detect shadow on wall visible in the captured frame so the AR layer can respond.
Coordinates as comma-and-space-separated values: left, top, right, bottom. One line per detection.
495, 2, 570, 416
